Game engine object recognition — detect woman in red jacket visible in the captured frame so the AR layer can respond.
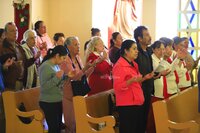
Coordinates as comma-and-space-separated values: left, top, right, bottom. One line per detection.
113, 40, 154, 133
85, 36, 113, 95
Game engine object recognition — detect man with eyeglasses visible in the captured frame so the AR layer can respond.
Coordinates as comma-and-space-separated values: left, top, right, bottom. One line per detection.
0, 22, 26, 133
0, 22, 27, 91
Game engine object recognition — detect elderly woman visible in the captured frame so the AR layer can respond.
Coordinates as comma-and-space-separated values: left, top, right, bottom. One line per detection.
22, 30, 41, 89
85, 36, 113, 95
60, 36, 96, 133
159, 37, 186, 96
172, 37, 192, 90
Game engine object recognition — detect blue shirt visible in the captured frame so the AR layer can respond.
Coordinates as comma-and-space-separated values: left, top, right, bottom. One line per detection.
0, 63, 5, 92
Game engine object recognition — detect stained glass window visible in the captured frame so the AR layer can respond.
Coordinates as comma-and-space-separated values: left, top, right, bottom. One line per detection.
178, 0, 200, 60
178, 0, 200, 82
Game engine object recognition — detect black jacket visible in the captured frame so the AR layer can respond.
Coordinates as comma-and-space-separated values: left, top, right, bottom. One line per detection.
135, 43, 154, 94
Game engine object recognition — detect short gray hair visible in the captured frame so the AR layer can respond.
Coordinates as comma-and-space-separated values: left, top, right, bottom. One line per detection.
64, 36, 78, 46
23, 29, 37, 42
4, 22, 16, 32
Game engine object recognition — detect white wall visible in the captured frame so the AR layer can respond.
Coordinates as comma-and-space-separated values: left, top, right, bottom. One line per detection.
0, 0, 14, 27
31, 0, 49, 28
156, 0, 179, 40
47, 0, 92, 60
142, 0, 156, 42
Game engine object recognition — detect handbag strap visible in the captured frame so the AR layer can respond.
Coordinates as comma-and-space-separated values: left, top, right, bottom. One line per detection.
69, 54, 82, 70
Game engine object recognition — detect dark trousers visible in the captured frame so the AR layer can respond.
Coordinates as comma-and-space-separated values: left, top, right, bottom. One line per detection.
0, 93, 5, 133
141, 90, 152, 133
39, 101, 62, 133
146, 97, 163, 133
118, 105, 143, 133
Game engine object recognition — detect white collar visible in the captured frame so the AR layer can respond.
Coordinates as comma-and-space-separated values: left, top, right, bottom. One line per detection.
152, 53, 161, 62
93, 51, 101, 56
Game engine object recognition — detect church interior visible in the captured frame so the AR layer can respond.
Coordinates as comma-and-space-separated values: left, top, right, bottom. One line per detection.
0, 0, 200, 133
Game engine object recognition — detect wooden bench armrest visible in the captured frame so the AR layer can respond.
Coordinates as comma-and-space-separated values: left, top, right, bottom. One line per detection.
86, 114, 115, 127
15, 109, 44, 121
168, 120, 199, 133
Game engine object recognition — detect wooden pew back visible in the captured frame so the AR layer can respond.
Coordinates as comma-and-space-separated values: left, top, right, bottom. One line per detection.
15, 87, 40, 111
85, 89, 119, 132
73, 95, 116, 133
153, 86, 200, 133
3, 87, 44, 133
167, 86, 200, 122
85, 89, 114, 117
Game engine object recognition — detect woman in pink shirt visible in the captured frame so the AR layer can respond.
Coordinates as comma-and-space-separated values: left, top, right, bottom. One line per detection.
35, 21, 53, 59
113, 40, 153, 133
60, 36, 96, 133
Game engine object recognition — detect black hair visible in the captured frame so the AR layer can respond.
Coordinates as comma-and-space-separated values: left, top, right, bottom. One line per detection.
120, 40, 136, 56
134, 26, 148, 44
53, 33, 65, 41
151, 41, 162, 50
0, 28, 4, 38
42, 45, 68, 64
91, 28, 100, 36
84, 40, 90, 51
110, 32, 120, 48
0, 53, 16, 65
34, 21, 43, 37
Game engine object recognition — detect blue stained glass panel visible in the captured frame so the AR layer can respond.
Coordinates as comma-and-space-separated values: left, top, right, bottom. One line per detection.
181, 0, 188, 11
180, 14, 189, 29
187, 13, 198, 29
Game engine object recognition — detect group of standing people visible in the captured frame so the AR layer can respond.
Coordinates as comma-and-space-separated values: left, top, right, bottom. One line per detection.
112, 26, 195, 133
0, 20, 196, 133
41, 35, 115, 132
0, 20, 116, 133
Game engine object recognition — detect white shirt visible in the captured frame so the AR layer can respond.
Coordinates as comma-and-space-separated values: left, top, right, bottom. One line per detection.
158, 59, 179, 94
175, 60, 191, 88
152, 54, 164, 98
170, 50, 191, 88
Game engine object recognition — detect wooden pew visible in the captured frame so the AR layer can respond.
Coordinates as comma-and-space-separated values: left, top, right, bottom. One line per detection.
153, 86, 200, 133
85, 89, 119, 132
2, 87, 44, 133
85, 89, 114, 118
72, 89, 119, 132
73, 95, 115, 133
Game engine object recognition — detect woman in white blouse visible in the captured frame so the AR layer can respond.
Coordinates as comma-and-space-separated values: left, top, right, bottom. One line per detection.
159, 37, 186, 97
151, 41, 167, 99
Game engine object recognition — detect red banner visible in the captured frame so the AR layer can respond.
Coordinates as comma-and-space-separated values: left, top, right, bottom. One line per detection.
14, 3, 29, 43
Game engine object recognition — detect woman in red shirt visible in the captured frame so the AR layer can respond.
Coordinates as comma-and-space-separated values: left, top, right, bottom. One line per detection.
113, 40, 153, 133
85, 36, 113, 95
